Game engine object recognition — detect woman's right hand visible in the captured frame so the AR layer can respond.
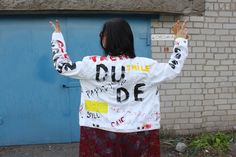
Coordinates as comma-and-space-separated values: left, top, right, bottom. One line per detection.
172, 20, 189, 39
50, 19, 61, 33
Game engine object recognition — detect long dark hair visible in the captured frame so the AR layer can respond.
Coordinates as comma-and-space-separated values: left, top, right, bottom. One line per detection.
100, 18, 136, 58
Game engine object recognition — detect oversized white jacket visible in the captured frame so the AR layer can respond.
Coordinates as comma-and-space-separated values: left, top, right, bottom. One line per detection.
51, 32, 188, 133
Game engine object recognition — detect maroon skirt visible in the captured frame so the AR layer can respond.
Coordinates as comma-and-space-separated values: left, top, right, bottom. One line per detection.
79, 126, 160, 157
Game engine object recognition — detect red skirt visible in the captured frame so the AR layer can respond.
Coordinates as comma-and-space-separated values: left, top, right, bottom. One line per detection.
79, 126, 160, 157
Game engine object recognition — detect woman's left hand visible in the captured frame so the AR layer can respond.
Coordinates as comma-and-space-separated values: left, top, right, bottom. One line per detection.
172, 20, 189, 39
50, 19, 61, 33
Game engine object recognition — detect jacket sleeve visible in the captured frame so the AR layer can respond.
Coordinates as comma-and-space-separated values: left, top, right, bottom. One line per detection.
149, 37, 188, 84
51, 32, 90, 79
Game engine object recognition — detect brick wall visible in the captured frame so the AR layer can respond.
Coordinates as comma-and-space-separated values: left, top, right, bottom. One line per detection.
151, 0, 236, 134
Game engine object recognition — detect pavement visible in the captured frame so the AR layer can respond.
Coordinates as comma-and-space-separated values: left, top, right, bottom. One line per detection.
0, 142, 235, 157
0, 143, 170, 157
230, 142, 236, 157
0, 143, 79, 157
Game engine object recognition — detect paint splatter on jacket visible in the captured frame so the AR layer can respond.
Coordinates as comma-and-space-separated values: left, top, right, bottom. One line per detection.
51, 32, 188, 133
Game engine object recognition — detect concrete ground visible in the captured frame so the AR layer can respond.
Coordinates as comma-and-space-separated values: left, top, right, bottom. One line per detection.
0, 143, 79, 157
0, 142, 235, 157
0, 143, 170, 157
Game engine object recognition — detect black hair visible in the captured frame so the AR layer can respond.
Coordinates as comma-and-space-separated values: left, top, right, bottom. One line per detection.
100, 18, 136, 58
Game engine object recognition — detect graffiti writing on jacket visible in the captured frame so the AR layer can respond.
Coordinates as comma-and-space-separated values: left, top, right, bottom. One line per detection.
96, 64, 146, 103
111, 107, 160, 121
126, 65, 150, 72
87, 111, 100, 119
85, 80, 126, 98
51, 40, 76, 73
80, 105, 84, 113
169, 48, 181, 70
129, 111, 160, 121
89, 55, 129, 62
111, 116, 125, 127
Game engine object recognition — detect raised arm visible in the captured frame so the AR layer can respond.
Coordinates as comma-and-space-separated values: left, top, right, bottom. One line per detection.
149, 20, 189, 84
50, 20, 81, 77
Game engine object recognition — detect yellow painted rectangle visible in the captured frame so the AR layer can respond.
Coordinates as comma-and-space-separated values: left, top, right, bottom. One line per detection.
85, 100, 108, 113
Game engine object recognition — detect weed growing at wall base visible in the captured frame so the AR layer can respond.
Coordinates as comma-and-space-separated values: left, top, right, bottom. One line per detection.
160, 131, 235, 157
189, 132, 235, 156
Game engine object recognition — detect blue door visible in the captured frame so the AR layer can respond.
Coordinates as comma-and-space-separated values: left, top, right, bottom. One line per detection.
0, 15, 151, 146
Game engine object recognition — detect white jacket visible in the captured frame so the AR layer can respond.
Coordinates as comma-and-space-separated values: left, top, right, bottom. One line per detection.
51, 32, 188, 133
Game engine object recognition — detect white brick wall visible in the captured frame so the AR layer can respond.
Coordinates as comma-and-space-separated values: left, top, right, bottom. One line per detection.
151, 0, 236, 134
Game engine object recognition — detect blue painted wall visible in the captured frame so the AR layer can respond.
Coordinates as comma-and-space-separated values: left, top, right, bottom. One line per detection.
0, 15, 152, 146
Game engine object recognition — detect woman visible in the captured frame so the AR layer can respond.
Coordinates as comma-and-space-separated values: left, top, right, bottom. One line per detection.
50, 18, 188, 157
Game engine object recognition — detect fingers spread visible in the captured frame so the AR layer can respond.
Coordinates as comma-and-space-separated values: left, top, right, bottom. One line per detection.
50, 21, 56, 29
56, 19, 60, 28
49, 19, 61, 32
173, 19, 189, 39
172, 20, 182, 34
181, 19, 187, 29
